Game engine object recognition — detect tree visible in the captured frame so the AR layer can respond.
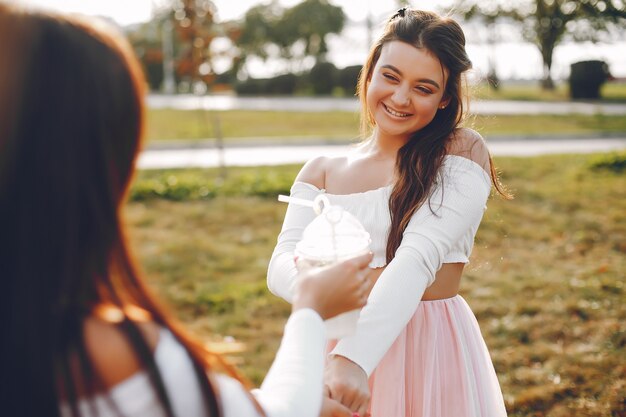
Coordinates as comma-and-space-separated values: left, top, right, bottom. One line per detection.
234, 0, 345, 77
127, 22, 166, 91
455, 0, 626, 89
237, 1, 284, 61
127, 0, 219, 91
234, 1, 285, 77
169, 0, 218, 89
278, 0, 345, 63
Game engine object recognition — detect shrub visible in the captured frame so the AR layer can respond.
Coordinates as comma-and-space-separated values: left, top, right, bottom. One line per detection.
589, 152, 626, 173
235, 74, 300, 96
337, 65, 362, 96
308, 61, 338, 95
266, 73, 299, 95
131, 174, 214, 201
130, 168, 296, 202
234, 78, 268, 96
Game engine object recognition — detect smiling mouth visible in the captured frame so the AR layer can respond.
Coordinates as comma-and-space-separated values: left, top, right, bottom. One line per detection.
383, 103, 412, 118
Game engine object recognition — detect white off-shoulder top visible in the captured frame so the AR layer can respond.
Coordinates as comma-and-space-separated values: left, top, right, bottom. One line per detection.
267, 154, 492, 376
60, 309, 327, 417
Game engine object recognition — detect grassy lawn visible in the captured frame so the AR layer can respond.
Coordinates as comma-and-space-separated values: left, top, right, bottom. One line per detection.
146, 109, 361, 142
146, 109, 626, 143
473, 81, 626, 103
126, 153, 625, 416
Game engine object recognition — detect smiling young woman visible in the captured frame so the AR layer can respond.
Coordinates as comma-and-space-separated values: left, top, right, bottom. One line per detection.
366, 41, 449, 142
267, 8, 511, 417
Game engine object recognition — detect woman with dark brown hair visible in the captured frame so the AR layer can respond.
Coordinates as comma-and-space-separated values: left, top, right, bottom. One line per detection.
268, 8, 510, 417
0, 3, 374, 417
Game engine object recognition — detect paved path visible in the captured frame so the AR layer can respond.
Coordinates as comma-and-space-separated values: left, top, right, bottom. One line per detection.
137, 136, 626, 170
147, 94, 626, 116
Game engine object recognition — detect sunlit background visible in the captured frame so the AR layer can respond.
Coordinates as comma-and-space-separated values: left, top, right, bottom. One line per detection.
16, 0, 626, 81
8, 3, 625, 416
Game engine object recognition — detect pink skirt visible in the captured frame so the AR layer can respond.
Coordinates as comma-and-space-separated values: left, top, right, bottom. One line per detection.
330, 295, 507, 417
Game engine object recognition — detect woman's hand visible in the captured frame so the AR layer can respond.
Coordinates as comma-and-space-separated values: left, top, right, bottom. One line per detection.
324, 355, 370, 417
320, 396, 353, 417
292, 252, 374, 320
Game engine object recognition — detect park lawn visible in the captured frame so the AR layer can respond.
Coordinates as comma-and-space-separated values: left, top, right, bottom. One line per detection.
145, 109, 626, 143
473, 81, 626, 103
125, 153, 625, 417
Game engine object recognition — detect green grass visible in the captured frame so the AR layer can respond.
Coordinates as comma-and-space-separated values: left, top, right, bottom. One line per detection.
146, 109, 361, 142
601, 82, 626, 102
466, 113, 626, 137
145, 109, 626, 143
126, 153, 625, 416
473, 81, 626, 103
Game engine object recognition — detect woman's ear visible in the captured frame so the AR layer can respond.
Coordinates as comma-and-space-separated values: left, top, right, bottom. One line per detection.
438, 96, 451, 110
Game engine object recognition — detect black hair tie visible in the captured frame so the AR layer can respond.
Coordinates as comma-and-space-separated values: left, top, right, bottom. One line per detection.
392, 7, 407, 20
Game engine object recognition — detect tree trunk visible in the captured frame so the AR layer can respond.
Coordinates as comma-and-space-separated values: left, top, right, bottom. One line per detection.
540, 39, 556, 90
542, 63, 555, 90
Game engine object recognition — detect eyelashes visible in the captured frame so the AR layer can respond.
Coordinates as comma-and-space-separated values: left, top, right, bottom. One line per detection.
381, 73, 434, 94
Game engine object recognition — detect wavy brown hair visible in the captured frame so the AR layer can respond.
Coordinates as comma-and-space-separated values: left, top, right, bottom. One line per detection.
0, 4, 246, 417
356, 9, 510, 263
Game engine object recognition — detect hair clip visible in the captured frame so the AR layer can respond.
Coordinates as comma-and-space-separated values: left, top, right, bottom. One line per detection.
391, 7, 407, 20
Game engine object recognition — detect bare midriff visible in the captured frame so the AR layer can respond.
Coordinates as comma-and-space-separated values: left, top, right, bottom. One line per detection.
368, 262, 463, 301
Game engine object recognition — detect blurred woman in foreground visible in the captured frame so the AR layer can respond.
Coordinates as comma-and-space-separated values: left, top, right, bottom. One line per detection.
0, 3, 373, 417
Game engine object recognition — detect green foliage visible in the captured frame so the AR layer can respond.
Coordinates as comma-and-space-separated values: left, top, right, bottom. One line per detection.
456, 0, 626, 89
279, 0, 345, 61
130, 166, 300, 202
235, 0, 345, 73
131, 173, 215, 201
266, 73, 299, 95
237, 2, 283, 61
588, 152, 626, 173
337, 65, 362, 96
233, 78, 268, 96
126, 0, 219, 92
308, 62, 338, 95
234, 73, 299, 96
233, 63, 362, 96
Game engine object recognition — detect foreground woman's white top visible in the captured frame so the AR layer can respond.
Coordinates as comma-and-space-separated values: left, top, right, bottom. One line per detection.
267, 154, 492, 376
60, 309, 326, 417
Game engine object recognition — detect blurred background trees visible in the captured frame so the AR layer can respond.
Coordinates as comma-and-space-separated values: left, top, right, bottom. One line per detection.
126, 0, 625, 97
128, 0, 222, 92
454, 0, 626, 90
128, 0, 346, 94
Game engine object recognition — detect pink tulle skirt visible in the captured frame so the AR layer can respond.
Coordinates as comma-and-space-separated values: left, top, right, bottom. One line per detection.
331, 295, 507, 417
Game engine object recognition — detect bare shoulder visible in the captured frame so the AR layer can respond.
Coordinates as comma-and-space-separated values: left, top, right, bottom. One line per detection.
83, 311, 161, 389
294, 156, 328, 189
447, 128, 491, 175
294, 155, 347, 189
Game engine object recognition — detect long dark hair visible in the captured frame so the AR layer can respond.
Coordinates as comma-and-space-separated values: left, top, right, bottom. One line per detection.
356, 9, 509, 263
0, 4, 239, 417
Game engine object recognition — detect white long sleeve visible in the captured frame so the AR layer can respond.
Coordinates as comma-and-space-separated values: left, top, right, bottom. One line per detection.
330, 156, 491, 375
267, 184, 320, 302
60, 309, 326, 417
219, 308, 327, 417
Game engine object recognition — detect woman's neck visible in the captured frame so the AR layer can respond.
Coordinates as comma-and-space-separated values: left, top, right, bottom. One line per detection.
367, 128, 409, 159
